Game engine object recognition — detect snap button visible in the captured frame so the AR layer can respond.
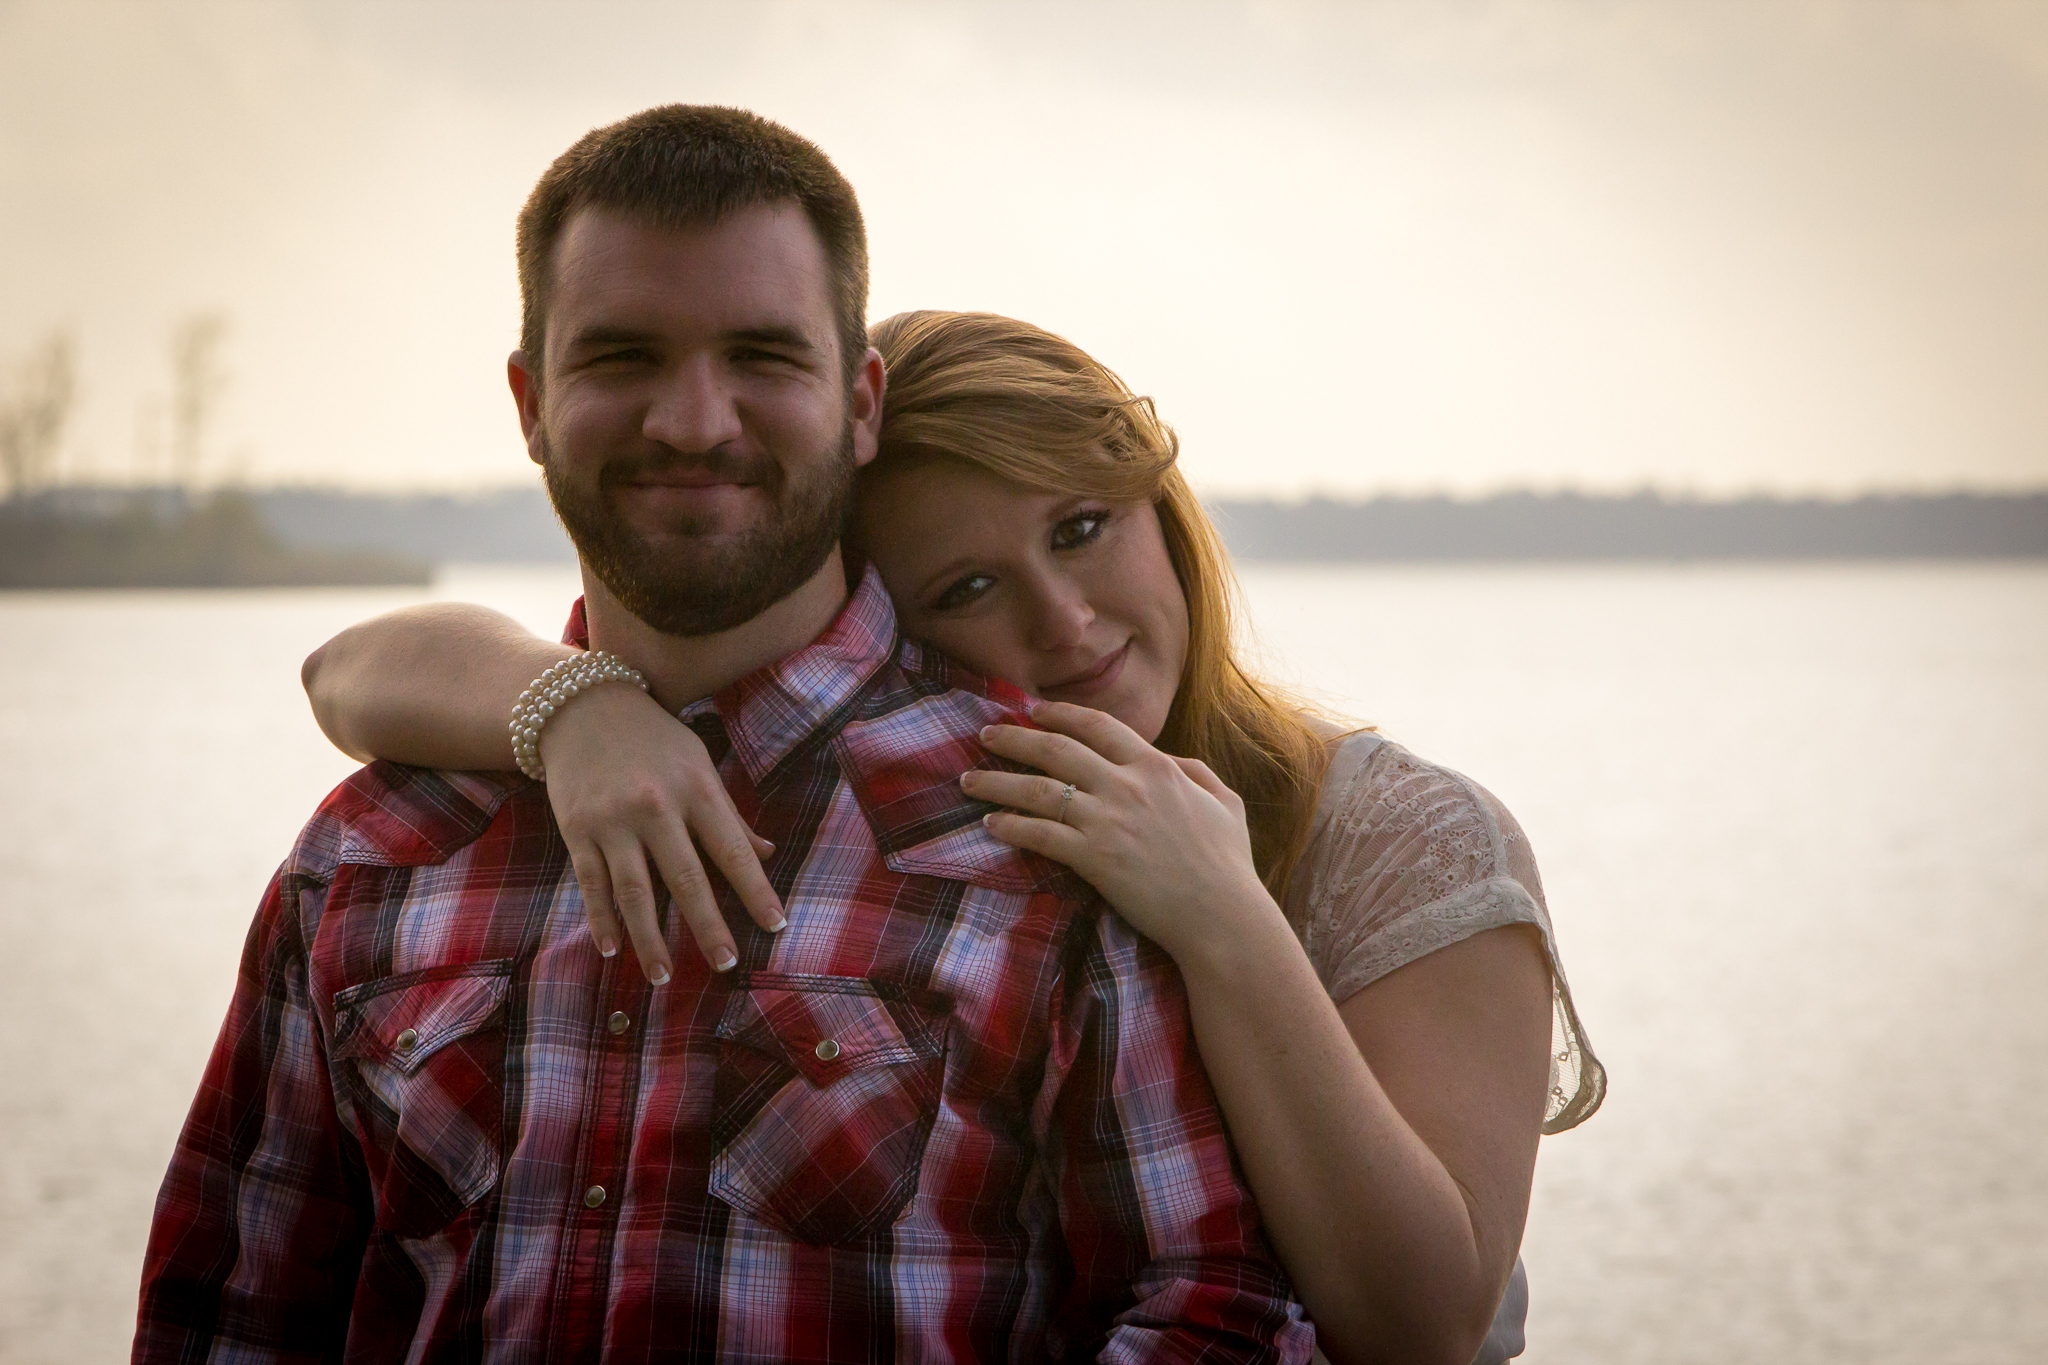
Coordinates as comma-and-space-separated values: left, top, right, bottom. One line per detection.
583, 1184, 606, 1208
394, 1028, 419, 1052
813, 1038, 841, 1062
607, 1011, 630, 1035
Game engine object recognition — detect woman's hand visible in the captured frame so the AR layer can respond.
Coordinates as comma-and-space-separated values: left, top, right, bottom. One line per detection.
962, 700, 1279, 964
539, 681, 784, 982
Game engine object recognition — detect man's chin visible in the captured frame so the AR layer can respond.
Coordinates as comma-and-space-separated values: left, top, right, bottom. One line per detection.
614, 525, 754, 564
611, 481, 767, 532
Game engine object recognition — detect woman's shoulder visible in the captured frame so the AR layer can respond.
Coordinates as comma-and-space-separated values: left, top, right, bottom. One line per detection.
1290, 722, 1606, 1131
1286, 727, 1548, 975
1307, 730, 1539, 894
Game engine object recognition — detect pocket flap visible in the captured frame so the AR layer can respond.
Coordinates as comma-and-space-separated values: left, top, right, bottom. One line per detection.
834, 694, 1078, 895
333, 961, 514, 1075
716, 974, 944, 1088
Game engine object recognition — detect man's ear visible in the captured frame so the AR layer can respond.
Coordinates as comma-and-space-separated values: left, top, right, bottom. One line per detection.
508, 351, 545, 467
848, 346, 886, 470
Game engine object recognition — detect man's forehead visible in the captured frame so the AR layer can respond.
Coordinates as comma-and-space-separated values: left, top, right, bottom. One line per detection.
547, 201, 834, 339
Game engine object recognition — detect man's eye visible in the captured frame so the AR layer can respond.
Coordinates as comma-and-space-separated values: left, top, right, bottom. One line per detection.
1051, 510, 1110, 552
933, 574, 996, 610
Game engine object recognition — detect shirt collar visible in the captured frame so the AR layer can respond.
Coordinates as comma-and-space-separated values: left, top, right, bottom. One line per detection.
562, 564, 899, 787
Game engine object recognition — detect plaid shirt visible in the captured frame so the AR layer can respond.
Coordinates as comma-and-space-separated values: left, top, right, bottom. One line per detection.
136, 566, 1312, 1364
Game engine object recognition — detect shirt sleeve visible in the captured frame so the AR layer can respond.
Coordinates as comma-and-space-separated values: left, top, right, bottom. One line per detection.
1292, 737, 1605, 1134
134, 872, 369, 1364
1298, 740, 1553, 1005
1030, 909, 1315, 1364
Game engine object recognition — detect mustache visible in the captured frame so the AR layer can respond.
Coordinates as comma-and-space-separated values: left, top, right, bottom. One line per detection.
596, 446, 781, 489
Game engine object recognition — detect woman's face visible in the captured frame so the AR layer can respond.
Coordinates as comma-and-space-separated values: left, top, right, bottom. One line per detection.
853, 458, 1190, 743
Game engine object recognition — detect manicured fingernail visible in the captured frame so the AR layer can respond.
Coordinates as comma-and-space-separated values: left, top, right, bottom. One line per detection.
958, 770, 976, 789
598, 937, 618, 958
980, 725, 995, 741
712, 949, 738, 972
982, 813, 994, 828
767, 913, 787, 932
648, 963, 671, 985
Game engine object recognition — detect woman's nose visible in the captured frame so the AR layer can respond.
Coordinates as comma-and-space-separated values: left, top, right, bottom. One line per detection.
644, 358, 743, 452
1025, 577, 1095, 652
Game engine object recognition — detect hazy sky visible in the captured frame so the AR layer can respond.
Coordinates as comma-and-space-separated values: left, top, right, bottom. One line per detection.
5, 0, 2046, 497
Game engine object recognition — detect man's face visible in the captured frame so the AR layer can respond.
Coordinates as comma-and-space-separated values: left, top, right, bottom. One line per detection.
516, 202, 876, 637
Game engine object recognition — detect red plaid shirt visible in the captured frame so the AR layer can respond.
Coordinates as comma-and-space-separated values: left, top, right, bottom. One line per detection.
136, 567, 1312, 1363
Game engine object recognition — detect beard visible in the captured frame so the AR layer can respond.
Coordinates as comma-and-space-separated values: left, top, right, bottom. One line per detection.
539, 422, 857, 638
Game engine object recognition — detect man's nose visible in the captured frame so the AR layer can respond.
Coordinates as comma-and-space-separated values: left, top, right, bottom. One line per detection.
1025, 575, 1095, 653
643, 357, 743, 452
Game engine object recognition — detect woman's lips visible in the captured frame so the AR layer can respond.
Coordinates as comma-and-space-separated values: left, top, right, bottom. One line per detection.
1040, 642, 1130, 701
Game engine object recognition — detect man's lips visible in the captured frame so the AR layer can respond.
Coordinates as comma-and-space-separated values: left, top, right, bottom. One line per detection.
605, 450, 773, 492
1041, 642, 1130, 700
622, 471, 754, 489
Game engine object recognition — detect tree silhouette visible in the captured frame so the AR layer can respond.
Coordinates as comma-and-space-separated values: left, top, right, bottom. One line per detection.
168, 312, 230, 494
0, 332, 77, 501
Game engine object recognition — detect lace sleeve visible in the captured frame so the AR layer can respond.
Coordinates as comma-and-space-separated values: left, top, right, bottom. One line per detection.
1286, 736, 1605, 1133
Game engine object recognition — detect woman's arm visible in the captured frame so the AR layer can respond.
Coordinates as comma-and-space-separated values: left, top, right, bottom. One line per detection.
301, 604, 783, 978
303, 602, 572, 766
969, 703, 1552, 1365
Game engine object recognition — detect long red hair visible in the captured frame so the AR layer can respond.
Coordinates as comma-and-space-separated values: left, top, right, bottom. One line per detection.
862, 310, 1333, 899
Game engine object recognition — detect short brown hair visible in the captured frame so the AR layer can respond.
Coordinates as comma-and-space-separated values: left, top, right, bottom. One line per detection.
516, 105, 869, 380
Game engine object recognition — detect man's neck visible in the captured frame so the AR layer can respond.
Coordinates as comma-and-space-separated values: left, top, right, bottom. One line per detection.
580, 548, 855, 712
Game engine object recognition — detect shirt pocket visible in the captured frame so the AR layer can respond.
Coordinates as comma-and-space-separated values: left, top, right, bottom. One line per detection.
332, 959, 513, 1238
710, 974, 948, 1245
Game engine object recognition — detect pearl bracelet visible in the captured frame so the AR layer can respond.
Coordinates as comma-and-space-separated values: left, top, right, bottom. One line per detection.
509, 650, 648, 782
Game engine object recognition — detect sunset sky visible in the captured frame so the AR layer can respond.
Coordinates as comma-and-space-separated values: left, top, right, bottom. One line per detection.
4, 0, 2045, 498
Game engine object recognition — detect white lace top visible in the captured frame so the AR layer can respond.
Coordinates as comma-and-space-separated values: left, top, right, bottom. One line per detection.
1281, 731, 1605, 1133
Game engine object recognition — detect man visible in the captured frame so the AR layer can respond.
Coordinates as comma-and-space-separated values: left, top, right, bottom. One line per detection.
134, 106, 1312, 1362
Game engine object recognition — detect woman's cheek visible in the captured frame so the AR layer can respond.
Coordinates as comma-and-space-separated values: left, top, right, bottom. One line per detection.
923, 622, 1028, 692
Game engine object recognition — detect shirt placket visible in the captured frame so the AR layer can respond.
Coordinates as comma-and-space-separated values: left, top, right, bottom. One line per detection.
553, 708, 729, 1361
552, 952, 650, 1361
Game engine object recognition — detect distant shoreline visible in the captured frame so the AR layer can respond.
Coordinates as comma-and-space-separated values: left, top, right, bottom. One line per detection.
1, 492, 431, 589
1210, 489, 2048, 562
10, 485, 2045, 574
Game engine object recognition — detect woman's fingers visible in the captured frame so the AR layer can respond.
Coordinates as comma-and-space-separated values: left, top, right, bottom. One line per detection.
982, 809, 1088, 862
633, 826, 744, 975
1172, 755, 1244, 811
1022, 700, 1152, 764
566, 841, 624, 959
977, 720, 1118, 785
597, 834, 678, 984
583, 813, 781, 981
683, 802, 786, 934
962, 768, 1089, 823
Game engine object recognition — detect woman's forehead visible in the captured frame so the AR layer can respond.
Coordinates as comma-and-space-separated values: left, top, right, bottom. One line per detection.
856, 458, 1110, 552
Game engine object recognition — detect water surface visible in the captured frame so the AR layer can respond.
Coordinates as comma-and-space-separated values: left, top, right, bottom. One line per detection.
2, 562, 2042, 1362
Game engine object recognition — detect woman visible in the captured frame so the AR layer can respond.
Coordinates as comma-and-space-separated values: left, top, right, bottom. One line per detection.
304, 310, 1602, 1365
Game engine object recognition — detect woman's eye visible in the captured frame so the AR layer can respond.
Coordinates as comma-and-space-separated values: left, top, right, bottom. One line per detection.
1051, 509, 1111, 552
933, 573, 997, 610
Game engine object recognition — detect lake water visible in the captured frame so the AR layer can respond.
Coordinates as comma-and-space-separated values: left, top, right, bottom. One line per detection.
2, 561, 2044, 1363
